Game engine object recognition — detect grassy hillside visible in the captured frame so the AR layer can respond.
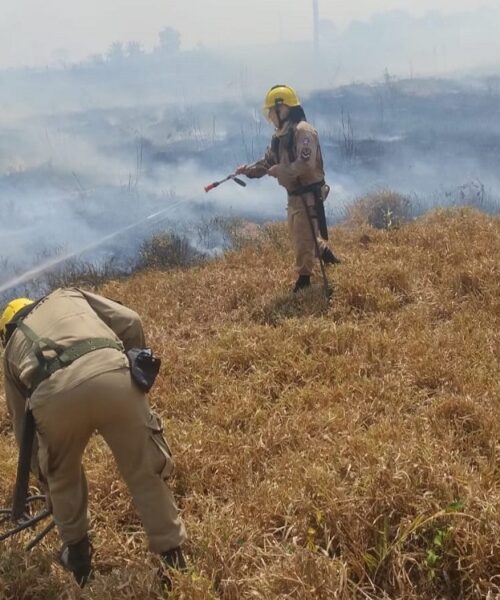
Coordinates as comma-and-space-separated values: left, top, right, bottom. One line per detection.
0, 207, 499, 599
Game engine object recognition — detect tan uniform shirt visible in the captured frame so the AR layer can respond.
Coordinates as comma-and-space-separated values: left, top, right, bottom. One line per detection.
245, 121, 325, 193
3, 287, 145, 449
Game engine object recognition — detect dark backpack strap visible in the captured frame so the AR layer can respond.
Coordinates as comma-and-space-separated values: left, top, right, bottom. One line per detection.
57, 339, 124, 365
16, 321, 124, 391
271, 127, 297, 164
271, 135, 280, 162
17, 322, 63, 351
31, 338, 124, 390
17, 322, 64, 374
285, 127, 297, 162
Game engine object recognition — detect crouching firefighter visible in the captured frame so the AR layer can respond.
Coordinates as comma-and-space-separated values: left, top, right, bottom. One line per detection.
236, 84, 340, 293
0, 289, 187, 587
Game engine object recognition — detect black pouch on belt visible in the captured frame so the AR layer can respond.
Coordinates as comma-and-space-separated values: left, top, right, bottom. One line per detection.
126, 348, 161, 392
290, 180, 329, 241
314, 191, 329, 241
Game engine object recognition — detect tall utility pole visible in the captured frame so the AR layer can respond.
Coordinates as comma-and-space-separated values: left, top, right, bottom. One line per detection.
313, 0, 319, 56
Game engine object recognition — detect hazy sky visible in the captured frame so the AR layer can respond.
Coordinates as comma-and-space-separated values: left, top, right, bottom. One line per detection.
2, 0, 500, 68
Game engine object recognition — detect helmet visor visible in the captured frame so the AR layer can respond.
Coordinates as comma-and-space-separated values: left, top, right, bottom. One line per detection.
262, 106, 276, 123
262, 104, 288, 128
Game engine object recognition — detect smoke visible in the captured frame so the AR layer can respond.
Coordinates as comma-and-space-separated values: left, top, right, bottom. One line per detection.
0, 202, 187, 294
1, 20, 500, 301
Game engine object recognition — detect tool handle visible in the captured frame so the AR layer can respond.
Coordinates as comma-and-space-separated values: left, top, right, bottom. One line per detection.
12, 409, 35, 521
204, 181, 220, 193
204, 173, 246, 193
232, 176, 247, 187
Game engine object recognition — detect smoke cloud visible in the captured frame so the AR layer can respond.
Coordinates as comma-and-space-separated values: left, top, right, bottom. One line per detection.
1, 9, 500, 302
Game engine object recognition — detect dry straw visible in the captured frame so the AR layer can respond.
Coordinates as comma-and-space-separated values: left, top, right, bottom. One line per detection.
0, 204, 499, 599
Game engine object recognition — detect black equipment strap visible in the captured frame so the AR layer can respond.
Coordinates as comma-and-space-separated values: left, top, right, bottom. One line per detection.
289, 179, 329, 240
16, 321, 124, 392
11, 408, 35, 521
289, 179, 325, 197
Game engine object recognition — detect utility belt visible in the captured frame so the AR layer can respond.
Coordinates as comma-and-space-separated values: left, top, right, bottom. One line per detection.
288, 179, 327, 198
6, 305, 162, 521
17, 321, 125, 393
17, 320, 161, 394
288, 179, 330, 240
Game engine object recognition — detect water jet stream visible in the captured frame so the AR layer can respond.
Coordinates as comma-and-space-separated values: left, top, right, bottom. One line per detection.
0, 199, 185, 295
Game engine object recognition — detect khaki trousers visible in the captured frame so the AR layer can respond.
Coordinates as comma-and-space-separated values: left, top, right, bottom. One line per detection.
31, 367, 186, 553
287, 193, 329, 276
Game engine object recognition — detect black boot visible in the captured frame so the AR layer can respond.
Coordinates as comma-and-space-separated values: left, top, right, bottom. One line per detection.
160, 547, 187, 590
162, 546, 187, 571
58, 534, 93, 587
293, 275, 311, 293
321, 247, 341, 265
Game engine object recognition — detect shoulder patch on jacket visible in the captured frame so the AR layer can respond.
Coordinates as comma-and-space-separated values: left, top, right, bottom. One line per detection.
300, 147, 312, 160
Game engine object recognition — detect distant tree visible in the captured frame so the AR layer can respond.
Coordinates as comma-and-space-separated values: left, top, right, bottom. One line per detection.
485, 75, 500, 97
383, 68, 397, 111
107, 41, 125, 63
126, 41, 144, 59
158, 28, 181, 54
88, 53, 105, 67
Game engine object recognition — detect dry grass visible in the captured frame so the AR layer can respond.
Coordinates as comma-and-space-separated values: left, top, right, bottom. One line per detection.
346, 191, 414, 230
1, 206, 499, 599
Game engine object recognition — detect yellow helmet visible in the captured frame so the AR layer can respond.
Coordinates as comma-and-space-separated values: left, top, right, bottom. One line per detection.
263, 85, 301, 110
0, 298, 33, 340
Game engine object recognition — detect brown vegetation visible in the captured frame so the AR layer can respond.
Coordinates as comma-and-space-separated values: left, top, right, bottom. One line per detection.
345, 190, 413, 230
0, 207, 499, 599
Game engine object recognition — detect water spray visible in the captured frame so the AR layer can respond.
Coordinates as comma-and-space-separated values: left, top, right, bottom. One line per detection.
0, 199, 185, 295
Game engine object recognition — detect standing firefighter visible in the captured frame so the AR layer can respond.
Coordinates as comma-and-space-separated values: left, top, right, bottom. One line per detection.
236, 84, 340, 292
0, 289, 187, 587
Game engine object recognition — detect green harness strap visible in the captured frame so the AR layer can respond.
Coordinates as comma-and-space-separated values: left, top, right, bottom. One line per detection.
17, 322, 124, 392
